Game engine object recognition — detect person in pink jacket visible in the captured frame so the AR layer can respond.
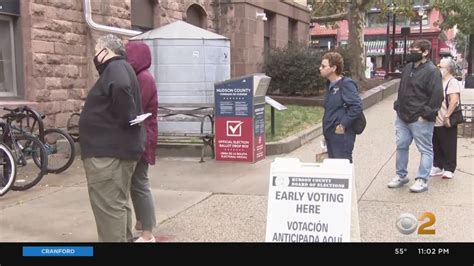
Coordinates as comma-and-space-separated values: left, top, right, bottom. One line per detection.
126, 41, 158, 242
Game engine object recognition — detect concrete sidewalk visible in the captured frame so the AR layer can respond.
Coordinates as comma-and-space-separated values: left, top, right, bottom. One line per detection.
0, 93, 472, 242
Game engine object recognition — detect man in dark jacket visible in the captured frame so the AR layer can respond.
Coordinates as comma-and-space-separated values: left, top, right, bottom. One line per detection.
79, 34, 146, 242
388, 39, 443, 193
125, 41, 158, 242
320, 52, 363, 163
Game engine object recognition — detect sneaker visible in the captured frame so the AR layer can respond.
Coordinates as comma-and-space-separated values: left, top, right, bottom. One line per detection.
442, 171, 454, 179
429, 167, 444, 177
134, 236, 156, 243
387, 176, 409, 188
409, 179, 428, 193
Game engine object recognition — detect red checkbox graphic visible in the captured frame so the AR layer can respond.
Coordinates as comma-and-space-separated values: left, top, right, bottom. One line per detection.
226, 121, 244, 137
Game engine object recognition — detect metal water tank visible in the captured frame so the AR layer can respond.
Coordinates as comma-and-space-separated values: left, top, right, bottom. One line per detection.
131, 21, 231, 105
131, 21, 231, 135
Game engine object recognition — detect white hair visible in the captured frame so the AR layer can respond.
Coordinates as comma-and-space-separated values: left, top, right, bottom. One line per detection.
97, 34, 126, 56
440, 57, 456, 75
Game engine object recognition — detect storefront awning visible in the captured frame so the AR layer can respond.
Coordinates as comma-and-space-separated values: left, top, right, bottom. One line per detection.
365, 40, 414, 56
439, 41, 452, 55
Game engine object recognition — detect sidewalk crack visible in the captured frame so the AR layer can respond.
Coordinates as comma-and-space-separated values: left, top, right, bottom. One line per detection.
357, 149, 396, 203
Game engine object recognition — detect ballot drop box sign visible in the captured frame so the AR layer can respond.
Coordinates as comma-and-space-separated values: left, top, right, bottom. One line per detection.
214, 74, 270, 163
265, 158, 353, 242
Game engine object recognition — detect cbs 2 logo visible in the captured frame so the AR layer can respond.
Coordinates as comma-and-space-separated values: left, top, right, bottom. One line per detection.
396, 212, 436, 235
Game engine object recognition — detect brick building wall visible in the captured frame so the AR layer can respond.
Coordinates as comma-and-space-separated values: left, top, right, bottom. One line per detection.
219, 0, 310, 76
1, 0, 309, 128
17, 0, 132, 127
158, 0, 218, 32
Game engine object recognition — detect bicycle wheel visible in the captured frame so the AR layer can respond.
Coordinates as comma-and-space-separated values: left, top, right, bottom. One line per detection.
67, 113, 80, 142
0, 143, 16, 197
11, 108, 42, 137
37, 128, 76, 174
11, 134, 48, 191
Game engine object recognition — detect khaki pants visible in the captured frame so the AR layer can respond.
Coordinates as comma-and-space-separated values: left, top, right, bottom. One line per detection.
83, 157, 137, 242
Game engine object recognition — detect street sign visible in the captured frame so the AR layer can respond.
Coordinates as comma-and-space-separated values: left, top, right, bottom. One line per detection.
266, 158, 353, 242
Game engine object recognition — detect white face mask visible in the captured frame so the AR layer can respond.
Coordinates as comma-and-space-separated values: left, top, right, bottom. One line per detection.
439, 67, 448, 77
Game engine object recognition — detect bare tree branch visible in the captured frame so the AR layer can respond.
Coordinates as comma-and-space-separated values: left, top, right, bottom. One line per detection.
310, 12, 349, 23
361, 0, 372, 7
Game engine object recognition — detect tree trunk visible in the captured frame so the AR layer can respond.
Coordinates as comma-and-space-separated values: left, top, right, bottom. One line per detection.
347, 3, 366, 82
468, 34, 473, 75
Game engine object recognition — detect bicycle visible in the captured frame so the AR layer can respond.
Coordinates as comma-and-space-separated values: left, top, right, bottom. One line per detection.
67, 112, 81, 143
3, 106, 76, 174
0, 118, 48, 191
0, 141, 16, 197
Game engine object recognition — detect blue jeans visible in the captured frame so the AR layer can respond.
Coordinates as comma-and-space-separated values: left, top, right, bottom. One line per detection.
395, 116, 435, 180
324, 128, 356, 163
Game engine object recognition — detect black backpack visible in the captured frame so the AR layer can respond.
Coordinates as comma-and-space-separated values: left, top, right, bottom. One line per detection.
352, 112, 367, 135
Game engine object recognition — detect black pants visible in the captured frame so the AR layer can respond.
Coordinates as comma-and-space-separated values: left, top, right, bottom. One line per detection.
432, 126, 458, 173
324, 129, 356, 163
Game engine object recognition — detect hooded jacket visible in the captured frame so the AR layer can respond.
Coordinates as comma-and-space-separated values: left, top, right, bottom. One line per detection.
126, 41, 158, 165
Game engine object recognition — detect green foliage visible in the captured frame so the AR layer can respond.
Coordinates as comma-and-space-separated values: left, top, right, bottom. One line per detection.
308, 0, 348, 15
434, 0, 474, 34
308, 0, 348, 27
454, 32, 469, 54
263, 43, 325, 96
263, 44, 354, 96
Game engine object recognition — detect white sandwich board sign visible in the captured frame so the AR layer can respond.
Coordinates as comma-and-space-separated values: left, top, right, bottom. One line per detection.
265, 158, 353, 242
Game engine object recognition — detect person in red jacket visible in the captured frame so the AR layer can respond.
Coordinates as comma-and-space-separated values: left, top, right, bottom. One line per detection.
126, 41, 158, 242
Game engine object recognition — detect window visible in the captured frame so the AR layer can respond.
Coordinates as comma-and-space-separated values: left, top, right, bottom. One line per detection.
410, 13, 429, 27
131, 0, 154, 31
264, 11, 275, 62
0, 15, 17, 97
186, 4, 207, 29
288, 19, 298, 45
264, 37, 270, 62
366, 12, 409, 28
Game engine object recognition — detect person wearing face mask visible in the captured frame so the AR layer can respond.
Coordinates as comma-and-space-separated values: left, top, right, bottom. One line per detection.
79, 34, 146, 242
430, 58, 462, 179
388, 39, 443, 193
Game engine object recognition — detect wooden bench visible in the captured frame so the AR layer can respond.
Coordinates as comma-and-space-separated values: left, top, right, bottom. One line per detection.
157, 103, 214, 162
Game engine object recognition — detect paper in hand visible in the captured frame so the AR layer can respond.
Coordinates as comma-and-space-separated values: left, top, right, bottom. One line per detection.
129, 113, 152, 126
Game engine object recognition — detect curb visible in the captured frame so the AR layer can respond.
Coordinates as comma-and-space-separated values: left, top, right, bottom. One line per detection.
156, 79, 400, 158
265, 79, 400, 156
266, 123, 322, 155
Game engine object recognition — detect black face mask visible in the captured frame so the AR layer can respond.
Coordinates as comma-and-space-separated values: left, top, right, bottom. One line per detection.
406, 52, 423, 63
93, 48, 109, 74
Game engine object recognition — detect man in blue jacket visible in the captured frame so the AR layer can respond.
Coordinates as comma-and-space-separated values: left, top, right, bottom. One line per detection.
388, 39, 443, 193
320, 52, 363, 163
